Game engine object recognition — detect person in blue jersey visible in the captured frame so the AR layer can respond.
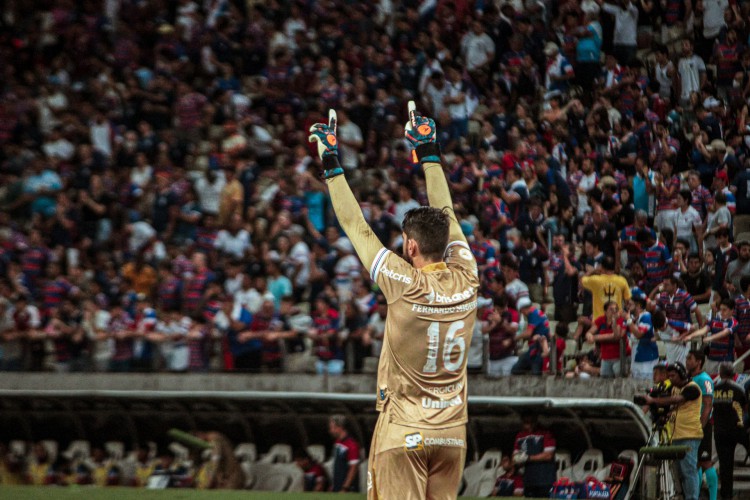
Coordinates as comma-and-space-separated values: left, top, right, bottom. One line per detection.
625, 288, 658, 380
686, 350, 718, 500
511, 297, 550, 376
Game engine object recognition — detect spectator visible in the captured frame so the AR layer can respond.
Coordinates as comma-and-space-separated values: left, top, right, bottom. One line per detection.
513, 414, 556, 498
484, 296, 519, 377
725, 240, 750, 294
585, 301, 629, 378
644, 362, 703, 500
712, 362, 747, 500
638, 229, 673, 293
328, 415, 360, 493
653, 310, 689, 365
511, 297, 550, 375
711, 228, 738, 293
680, 253, 712, 304
671, 189, 703, 254
512, 232, 548, 305
704, 192, 732, 251
625, 288, 658, 380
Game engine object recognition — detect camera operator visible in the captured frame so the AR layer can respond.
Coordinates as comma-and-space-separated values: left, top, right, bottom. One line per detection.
635, 363, 673, 438
644, 362, 703, 500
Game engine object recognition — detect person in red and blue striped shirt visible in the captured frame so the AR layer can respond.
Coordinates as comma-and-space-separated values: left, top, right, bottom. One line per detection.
637, 229, 673, 292
652, 276, 705, 330
686, 299, 738, 374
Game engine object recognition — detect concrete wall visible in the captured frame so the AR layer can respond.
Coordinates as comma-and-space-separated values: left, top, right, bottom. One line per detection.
0, 373, 648, 400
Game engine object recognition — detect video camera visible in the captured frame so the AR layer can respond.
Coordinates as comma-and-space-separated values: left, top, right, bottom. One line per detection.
633, 382, 673, 429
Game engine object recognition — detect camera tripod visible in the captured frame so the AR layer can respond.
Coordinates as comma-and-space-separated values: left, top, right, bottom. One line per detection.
626, 422, 685, 500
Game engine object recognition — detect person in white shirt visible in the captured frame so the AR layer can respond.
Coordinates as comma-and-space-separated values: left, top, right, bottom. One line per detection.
423, 70, 449, 117
288, 225, 311, 296
393, 185, 420, 227
677, 39, 706, 106
214, 222, 252, 260
701, 0, 729, 57
42, 128, 75, 160
601, 0, 638, 65
576, 156, 599, 218
461, 20, 495, 72
654, 45, 676, 101
335, 109, 363, 170
194, 169, 226, 215
672, 189, 703, 253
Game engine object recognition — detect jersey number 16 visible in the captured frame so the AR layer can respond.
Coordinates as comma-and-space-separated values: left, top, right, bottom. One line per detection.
423, 321, 466, 374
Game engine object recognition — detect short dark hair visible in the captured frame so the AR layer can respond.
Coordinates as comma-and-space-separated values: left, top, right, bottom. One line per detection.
738, 240, 750, 250
678, 189, 691, 202
720, 298, 736, 310
602, 256, 615, 271
716, 227, 730, 239
719, 362, 735, 379
652, 310, 666, 329
687, 252, 701, 262
402, 207, 451, 262
636, 229, 654, 243
688, 349, 705, 368
741, 276, 750, 293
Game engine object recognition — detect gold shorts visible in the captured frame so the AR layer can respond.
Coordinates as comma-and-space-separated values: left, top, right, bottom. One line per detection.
367, 413, 466, 500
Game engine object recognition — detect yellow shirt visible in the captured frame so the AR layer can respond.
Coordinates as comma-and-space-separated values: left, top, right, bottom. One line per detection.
672, 381, 704, 441
582, 274, 631, 319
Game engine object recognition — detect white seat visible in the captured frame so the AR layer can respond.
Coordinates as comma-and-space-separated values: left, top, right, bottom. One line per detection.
63, 440, 91, 461
41, 440, 58, 463
9, 440, 26, 457
618, 449, 639, 490
323, 457, 334, 481
735, 445, 748, 464
306, 444, 326, 464
260, 444, 293, 464
168, 442, 190, 463
105, 441, 124, 461
569, 448, 604, 481
556, 450, 572, 479
241, 461, 255, 489
251, 463, 299, 492
594, 463, 611, 481
235, 443, 258, 463
461, 450, 502, 497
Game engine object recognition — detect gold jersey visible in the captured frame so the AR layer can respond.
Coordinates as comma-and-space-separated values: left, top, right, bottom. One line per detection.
370, 241, 479, 429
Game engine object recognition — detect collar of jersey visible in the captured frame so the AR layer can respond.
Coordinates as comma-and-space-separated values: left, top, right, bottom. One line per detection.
421, 262, 448, 273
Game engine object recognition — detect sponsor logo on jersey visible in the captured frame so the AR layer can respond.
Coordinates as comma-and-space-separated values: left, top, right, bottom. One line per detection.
422, 395, 463, 409
380, 266, 413, 284
428, 382, 464, 395
458, 248, 473, 261
424, 438, 465, 447
432, 287, 475, 304
404, 432, 424, 451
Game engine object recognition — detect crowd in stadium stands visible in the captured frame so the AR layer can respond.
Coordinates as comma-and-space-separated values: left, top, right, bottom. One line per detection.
0, 0, 750, 378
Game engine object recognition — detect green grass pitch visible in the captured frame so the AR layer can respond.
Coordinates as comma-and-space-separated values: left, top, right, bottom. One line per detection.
0, 486, 516, 499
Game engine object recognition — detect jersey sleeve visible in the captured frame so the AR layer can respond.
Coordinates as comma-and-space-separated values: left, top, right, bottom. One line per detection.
346, 439, 360, 465
423, 162, 466, 245
444, 240, 478, 279
370, 248, 417, 303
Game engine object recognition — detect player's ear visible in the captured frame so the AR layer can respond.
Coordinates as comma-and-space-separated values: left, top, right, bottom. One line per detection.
406, 237, 419, 259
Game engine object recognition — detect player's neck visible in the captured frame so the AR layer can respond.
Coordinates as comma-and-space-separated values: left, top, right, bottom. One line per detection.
412, 255, 442, 270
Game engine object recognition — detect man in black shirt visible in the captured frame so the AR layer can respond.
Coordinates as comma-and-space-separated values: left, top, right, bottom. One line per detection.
583, 206, 618, 259
680, 253, 712, 304
713, 362, 748, 500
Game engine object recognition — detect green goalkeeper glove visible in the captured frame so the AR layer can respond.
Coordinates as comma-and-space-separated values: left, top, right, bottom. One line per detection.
404, 100, 441, 164
308, 109, 344, 179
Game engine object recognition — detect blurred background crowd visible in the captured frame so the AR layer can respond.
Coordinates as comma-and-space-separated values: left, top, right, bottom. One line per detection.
0, 0, 749, 377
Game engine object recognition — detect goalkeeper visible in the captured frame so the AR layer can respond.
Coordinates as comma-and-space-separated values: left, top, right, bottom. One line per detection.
308, 103, 478, 500
512, 414, 557, 498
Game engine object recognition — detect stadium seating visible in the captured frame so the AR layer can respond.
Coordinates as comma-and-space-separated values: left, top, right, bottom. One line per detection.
105, 441, 124, 461
62, 440, 90, 460
234, 443, 258, 463
40, 440, 58, 463
555, 450, 572, 479
306, 444, 326, 464
259, 444, 292, 464
563, 448, 604, 481
460, 450, 501, 497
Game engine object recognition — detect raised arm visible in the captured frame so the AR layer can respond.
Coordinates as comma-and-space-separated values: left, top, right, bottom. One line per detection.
405, 101, 466, 245
308, 109, 383, 271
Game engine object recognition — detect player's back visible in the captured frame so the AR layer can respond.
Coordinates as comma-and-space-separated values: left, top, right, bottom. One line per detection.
371, 242, 479, 429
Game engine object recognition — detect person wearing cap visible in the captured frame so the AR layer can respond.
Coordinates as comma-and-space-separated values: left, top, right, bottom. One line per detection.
543, 41, 574, 96
511, 297, 550, 376
645, 361, 703, 500
712, 362, 748, 500
712, 169, 737, 216
624, 288, 658, 379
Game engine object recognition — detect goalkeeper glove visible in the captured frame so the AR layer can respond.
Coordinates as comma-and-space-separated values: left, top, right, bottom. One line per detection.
404, 100, 440, 164
308, 109, 344, 179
